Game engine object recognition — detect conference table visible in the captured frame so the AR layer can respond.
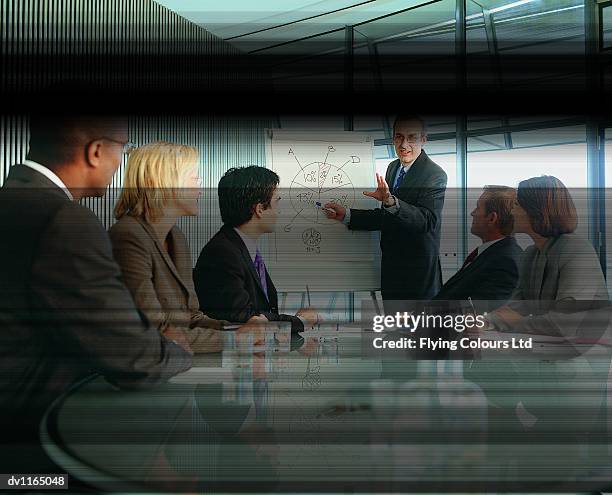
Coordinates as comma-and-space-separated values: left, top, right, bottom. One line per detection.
41, 325, 612, 493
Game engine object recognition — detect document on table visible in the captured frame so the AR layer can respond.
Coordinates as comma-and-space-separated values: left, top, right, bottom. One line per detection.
168, 367, 233, 384
476, 330, 612, 355
478, 330, 567, 343
299, 327, 362, 339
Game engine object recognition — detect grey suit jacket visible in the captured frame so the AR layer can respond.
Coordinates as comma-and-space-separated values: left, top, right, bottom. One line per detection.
0, 164, 192, 448
489, 234, 609, 337
348, 151, 447, 301
109, 215, 223, 353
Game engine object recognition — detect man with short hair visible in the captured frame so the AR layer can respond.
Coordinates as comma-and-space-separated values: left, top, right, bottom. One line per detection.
325, 115, 447, 302
194, 166, 320, 333
432, 186, 522, 311
0, 111, 192, 473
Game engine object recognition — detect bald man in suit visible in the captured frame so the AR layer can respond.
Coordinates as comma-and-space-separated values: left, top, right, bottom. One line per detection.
0, 109, 191, 473
325, 115, 447, 304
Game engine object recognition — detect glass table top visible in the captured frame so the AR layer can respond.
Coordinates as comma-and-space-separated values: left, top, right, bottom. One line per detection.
43, 327, 612, 493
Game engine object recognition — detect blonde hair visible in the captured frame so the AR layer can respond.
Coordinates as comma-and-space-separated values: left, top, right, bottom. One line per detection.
114, 141, 199, 222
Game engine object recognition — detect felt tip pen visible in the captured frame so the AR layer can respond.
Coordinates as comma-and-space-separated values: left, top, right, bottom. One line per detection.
315, 201, 335, 214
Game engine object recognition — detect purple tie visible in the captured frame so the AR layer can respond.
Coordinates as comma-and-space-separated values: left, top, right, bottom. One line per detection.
254, 249, 269, 300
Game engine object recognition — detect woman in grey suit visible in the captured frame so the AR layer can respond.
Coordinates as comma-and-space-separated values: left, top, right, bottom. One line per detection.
110, 142, 262, 353
487, 175, 608, 337
480, 177, 610, 466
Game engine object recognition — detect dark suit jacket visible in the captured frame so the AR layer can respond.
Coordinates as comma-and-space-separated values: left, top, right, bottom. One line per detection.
432, 236, 523, 313
109, 216, 224, 354
194, 225, 304, 333
349, 151, 447, 301
0, 164, 191, 460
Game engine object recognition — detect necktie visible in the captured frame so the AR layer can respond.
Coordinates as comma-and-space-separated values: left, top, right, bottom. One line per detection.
253, 249, 269, 300
392, 166, 407, 194
461, 248, 479, 269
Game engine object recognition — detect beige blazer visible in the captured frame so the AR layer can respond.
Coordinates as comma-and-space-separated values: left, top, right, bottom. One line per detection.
109, 215, 223, 353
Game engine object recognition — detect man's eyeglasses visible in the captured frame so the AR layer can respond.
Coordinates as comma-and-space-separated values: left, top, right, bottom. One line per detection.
393, 134, 422, 144
98, 137, 137, 155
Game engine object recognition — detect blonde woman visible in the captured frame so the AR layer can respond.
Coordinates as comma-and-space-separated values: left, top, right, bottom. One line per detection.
110, 141, 260, 353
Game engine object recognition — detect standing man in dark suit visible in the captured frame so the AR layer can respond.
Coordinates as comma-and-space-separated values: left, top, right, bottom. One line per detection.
195, 166, 321, 333
0, 111, 192, 473
325, 115, 447, 302
432, 185, 522, 313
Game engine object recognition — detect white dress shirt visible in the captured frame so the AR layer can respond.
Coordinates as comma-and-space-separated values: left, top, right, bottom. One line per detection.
22, 160, 73, 201
234, 227, 258, 262
476, 237, 504, 258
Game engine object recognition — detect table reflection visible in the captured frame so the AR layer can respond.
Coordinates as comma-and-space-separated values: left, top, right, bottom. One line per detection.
44, 324, 612, 493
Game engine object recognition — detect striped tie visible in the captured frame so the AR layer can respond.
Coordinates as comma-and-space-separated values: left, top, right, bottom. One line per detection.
392, 166, 407, 194
461, 248, 479, 269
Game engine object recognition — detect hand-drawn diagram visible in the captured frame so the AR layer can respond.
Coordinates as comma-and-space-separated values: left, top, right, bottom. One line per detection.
265, 131, 379, 290
301, 360, 322, 391
302, 227, 322, 254
284, 145, 362, 231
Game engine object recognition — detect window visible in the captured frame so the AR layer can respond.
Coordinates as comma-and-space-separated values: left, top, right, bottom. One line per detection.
467, 126, 587, 251
604, 128, 612, 281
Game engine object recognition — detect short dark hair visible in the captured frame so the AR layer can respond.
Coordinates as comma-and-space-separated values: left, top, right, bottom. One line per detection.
517, 175, 577, 237
27, 81, 123, 167
482, 185, 516, 236
393, 115, 427, 134
28, 114, 97, 165
218, 166, 280, 227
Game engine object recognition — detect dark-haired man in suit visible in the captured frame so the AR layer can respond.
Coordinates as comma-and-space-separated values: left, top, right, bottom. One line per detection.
0, 111, 192, 473
325, 115, 447, 304
194, 166, 321, 333
432, 185, 522, 313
